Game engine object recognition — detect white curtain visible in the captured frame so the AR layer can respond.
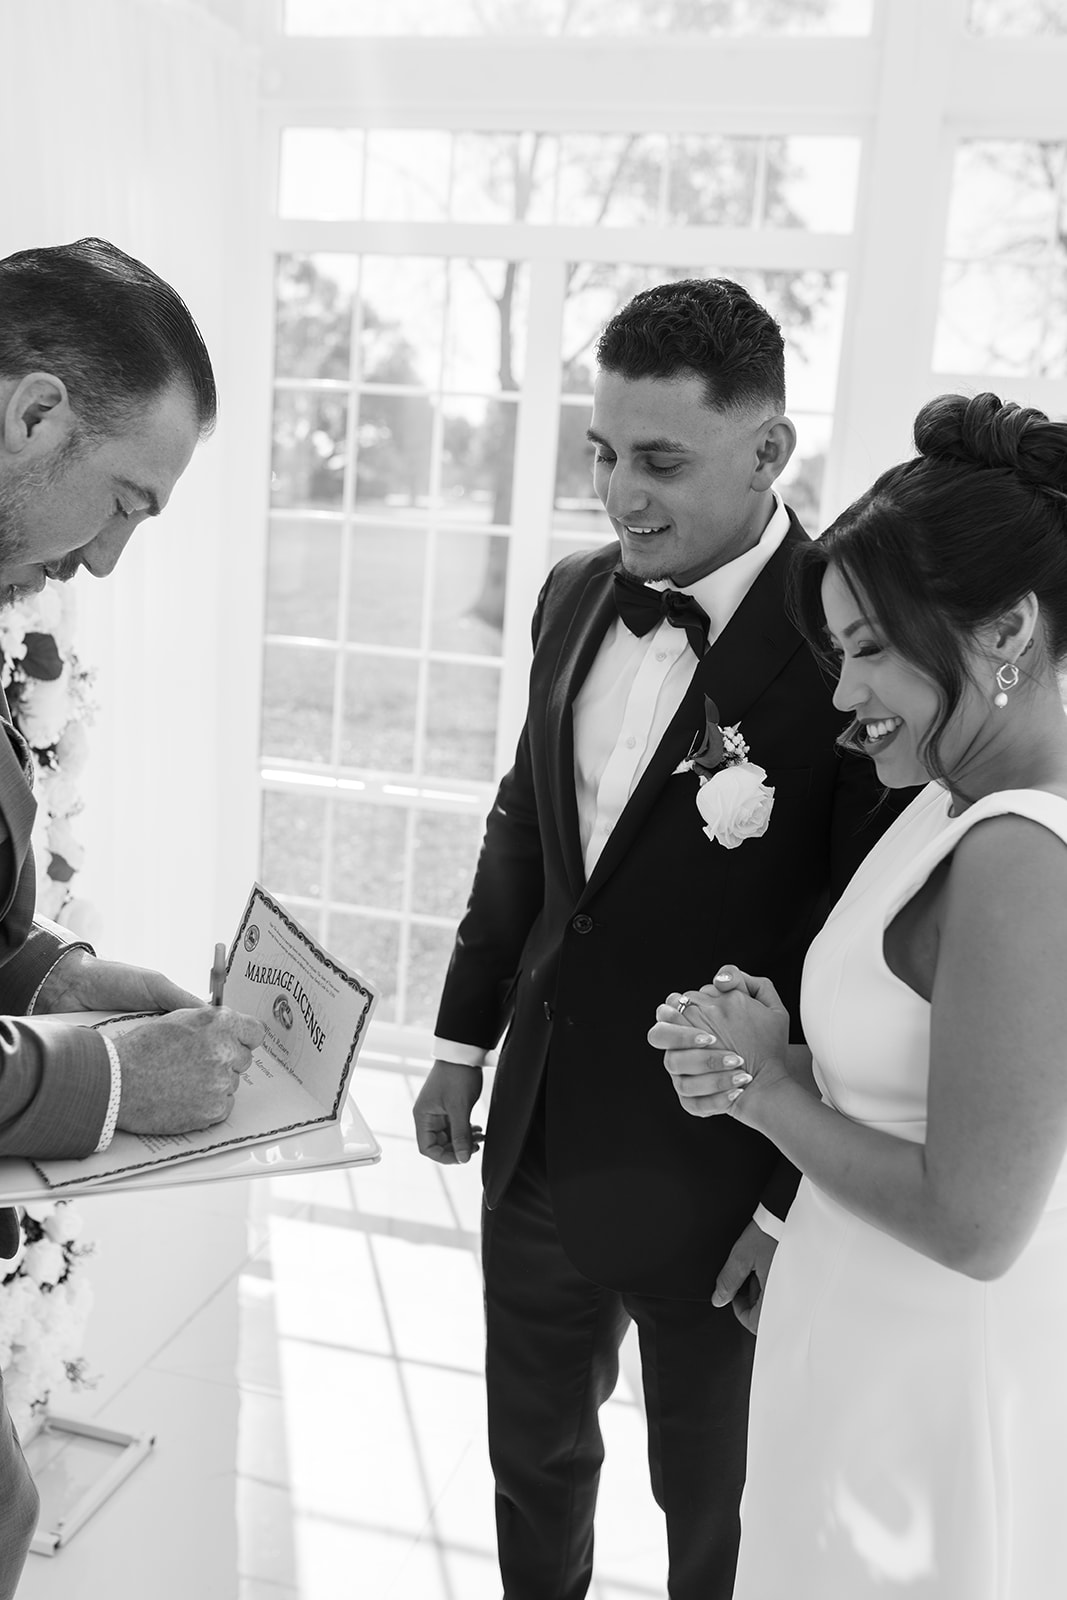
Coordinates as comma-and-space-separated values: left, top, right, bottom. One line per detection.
0, 0, 267, 992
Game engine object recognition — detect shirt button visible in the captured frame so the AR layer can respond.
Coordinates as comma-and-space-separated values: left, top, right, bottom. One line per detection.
571, 914, 594, 934
625, 735, 637, 749
655, 650, 667, 662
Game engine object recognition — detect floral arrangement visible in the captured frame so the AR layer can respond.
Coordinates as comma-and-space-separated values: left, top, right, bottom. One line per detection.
0, 1202, 95, 1435
676, 695, 775, 850
0, 582, 97, 935
0, 581, 98, 1429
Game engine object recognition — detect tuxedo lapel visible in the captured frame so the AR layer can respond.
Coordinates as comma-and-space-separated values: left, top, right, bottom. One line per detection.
544, 559, 618, 899
579, 520, 806, 902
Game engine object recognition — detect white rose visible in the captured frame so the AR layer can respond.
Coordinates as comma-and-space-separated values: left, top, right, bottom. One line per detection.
17, 671, 72, 751
43, 1207, 83, 1245
22, 1240, 65, 1288
55, 720, 90, 777
695, 762, 775, 850
46, 818, 85, 873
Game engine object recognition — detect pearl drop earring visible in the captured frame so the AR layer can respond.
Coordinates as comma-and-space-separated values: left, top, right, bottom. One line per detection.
993, 662, 1020, 709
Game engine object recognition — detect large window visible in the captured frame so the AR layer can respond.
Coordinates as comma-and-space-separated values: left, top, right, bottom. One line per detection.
254, 2, 1067, 1043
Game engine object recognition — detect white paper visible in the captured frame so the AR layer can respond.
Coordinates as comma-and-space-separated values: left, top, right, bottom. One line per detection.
33, 885, 378, 1191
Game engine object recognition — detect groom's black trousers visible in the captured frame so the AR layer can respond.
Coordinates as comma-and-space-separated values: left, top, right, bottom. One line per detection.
482, 1103, 755, 1600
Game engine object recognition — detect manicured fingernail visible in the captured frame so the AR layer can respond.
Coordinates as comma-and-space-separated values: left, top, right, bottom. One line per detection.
727, 1088, 744, 1102
723, 1054, 743, 1067
694, 1034, 716, 1046
732, 1072, 752, 1086
714, 971, 731, 983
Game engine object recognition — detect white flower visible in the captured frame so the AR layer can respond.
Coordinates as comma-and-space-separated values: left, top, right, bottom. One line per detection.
22, 1240, 65, 1288
17, 670, 72, 751
43, 1207, 83, 1246
55, 720, 90, 778
47, 817, 85, 873
695, 762, 775, 850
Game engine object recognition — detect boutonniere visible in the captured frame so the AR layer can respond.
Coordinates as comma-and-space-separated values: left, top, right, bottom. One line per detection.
674, 695, 775, 849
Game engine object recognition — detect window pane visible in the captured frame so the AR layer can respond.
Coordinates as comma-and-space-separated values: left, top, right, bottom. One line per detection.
274, 254, 357, 380
432, 533, 507, 655
777, 413, 832, 531
451, 132, 556, 224
363, 130, 453, 221
763, 137, 861, 232
272, 392, 348, 510
405, 924, 458, 1029
325, 912, 399, 1023
261, 790, 328, 900
937, 140, 1067, 377
340, 654, 419, 770
332, 804, 408, 908
944, 140, 1065, 263
359, 258, 446, 389
266, 518, 342, 640
354, 393, 434, 514
425, 663, 500, 781
347, 525, 427, 649
666, 136, 759, 227
412, 811, 486, 918
554, 403, 610, 534
261, 644, 336, 763
443, 261, 528, 392
279, 128, 363, 220
751, 269, 847, 412
555, 135, 664, 227
440, 398, 519, 526
935, 261, 1067, 377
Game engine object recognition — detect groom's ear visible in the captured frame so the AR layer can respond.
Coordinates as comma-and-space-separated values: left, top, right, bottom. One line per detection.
751, 416, 796, 489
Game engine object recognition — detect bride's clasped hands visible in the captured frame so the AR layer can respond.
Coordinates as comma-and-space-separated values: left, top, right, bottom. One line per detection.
648, 968, 798, 1126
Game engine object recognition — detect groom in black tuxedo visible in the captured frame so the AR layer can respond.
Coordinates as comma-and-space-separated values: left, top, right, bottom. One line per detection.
414, 279, 904, 1599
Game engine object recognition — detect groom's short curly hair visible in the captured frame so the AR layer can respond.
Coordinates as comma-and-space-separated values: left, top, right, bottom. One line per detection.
596, 278, 786, 417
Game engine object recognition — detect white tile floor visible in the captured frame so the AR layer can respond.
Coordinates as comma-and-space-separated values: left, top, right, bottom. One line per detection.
16, 1048, 670, 1600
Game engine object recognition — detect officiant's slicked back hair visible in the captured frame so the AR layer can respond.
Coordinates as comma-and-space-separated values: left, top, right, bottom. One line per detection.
792, 391, 1067, 783
595, 278, 786, 417
0, 237, 217, 439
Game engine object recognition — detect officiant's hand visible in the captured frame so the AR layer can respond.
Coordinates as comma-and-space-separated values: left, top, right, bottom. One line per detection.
114, 1006, 265, 1135
413, 1060, 485, 1165
713, 1220, 778, 1335
34, 948, 200, 1015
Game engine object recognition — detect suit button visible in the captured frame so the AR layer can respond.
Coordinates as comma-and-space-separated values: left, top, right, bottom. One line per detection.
571, 914, 593, 934
543, 1001, 553, 1020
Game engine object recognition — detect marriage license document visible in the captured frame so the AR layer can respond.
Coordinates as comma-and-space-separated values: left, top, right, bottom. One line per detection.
32, 885, 378, 1192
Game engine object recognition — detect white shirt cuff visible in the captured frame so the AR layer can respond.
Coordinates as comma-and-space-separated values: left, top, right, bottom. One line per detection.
94, 1035, 122, 1153
432, 1037, 489, 1068
753, 1203, 785, 1242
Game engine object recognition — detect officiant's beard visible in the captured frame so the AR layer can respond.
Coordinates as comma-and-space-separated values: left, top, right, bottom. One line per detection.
0, 458, 83, 607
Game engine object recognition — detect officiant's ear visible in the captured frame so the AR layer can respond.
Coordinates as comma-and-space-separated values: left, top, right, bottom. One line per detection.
751, 415, 796, 489
1, 372, 74, 461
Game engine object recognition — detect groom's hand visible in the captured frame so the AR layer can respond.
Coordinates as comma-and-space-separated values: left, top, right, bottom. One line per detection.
713, 1219, 778, 1334
413, 1060, 485, 1165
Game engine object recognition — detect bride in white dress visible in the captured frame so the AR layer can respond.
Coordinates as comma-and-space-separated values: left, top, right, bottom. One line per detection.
650, 391, 1067, 1599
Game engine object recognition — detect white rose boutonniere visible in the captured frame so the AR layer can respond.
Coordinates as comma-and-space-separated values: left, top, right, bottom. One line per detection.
678, 695, 775, 849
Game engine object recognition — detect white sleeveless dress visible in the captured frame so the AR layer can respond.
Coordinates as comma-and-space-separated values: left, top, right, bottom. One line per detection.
732, 784, 1067, 1600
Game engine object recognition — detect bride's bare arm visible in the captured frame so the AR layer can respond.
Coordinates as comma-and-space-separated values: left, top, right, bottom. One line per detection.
651, 814, 1067, 1279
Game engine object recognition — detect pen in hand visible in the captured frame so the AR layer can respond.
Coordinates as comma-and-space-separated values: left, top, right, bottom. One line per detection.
209, 942, 227, 1007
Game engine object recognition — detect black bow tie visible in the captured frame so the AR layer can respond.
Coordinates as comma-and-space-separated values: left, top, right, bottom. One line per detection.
613, 571, 711, 658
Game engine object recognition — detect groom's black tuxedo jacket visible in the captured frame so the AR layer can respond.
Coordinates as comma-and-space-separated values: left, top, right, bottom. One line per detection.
436, 514, 907, 1300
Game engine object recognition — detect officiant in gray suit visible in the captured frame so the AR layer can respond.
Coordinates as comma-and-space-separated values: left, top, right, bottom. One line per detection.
0, 236, 264, 1597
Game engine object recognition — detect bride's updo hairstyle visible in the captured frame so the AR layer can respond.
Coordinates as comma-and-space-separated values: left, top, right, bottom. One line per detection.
792, 391, 1067, 783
